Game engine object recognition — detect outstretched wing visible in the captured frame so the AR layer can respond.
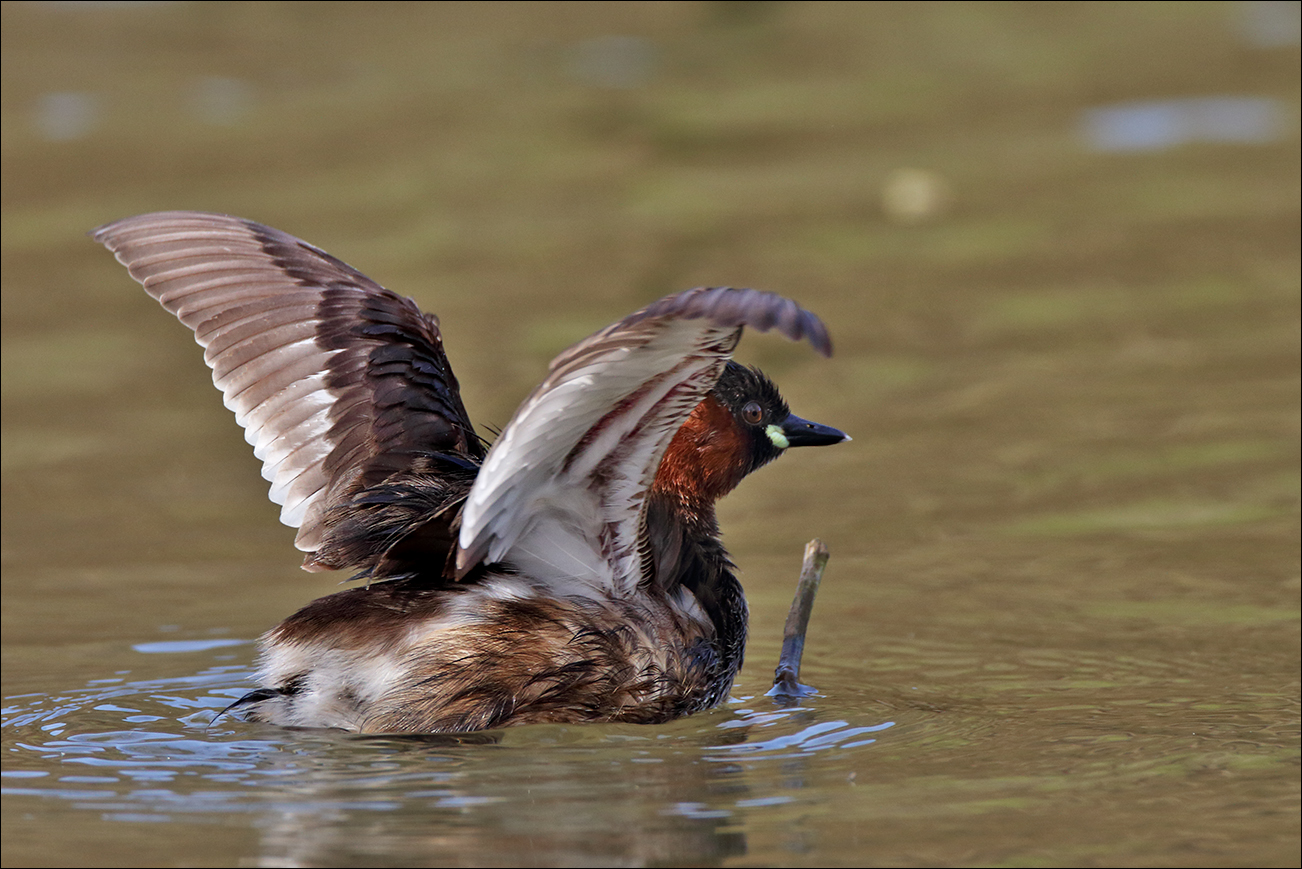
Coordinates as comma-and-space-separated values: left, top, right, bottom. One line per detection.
93, 211, 483, 561
457, 286, 831, 596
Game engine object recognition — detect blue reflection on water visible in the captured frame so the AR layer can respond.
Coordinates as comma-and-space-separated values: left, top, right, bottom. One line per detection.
132, 639, 249, 654
709, 716, 895, 758
1081, 96, 1284, 152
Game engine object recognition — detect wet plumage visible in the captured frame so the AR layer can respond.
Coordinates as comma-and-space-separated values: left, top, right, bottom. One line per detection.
94, 211, 847, 733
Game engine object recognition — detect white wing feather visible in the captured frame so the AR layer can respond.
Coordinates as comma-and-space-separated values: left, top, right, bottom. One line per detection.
457, 286, 831, 598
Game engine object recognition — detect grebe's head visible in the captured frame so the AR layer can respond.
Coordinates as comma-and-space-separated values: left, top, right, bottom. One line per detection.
654, 361, 848, 507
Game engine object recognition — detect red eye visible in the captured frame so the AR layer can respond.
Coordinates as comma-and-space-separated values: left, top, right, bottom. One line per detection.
742, 401, 763, 425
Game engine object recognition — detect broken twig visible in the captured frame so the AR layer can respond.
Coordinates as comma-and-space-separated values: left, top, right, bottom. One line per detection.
767, 538, 829, 702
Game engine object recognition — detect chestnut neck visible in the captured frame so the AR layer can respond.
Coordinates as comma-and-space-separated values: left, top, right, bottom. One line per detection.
649, 394, 751, 537
644, 394, 751, 674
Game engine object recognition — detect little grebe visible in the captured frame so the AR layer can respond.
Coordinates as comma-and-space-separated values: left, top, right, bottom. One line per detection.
94, 211, 848, 733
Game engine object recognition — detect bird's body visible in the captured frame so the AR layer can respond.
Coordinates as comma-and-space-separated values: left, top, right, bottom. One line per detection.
94, 212, 846, 734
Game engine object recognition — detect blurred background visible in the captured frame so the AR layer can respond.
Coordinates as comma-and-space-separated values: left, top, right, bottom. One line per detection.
3, 3, 1299, 867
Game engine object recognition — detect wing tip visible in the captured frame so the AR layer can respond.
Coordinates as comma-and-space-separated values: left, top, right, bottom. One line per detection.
453, 543, 483, 581
639, 285, 835, 357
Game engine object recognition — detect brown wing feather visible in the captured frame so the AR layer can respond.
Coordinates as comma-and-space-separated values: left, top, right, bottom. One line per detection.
92, 211, 483, 561
458, 286, 833, 590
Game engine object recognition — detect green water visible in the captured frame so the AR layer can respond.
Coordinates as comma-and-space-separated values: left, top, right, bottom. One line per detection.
3, 3, 1298, 866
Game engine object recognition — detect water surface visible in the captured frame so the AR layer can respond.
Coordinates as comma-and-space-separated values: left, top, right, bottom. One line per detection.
3, 3, 1298, 866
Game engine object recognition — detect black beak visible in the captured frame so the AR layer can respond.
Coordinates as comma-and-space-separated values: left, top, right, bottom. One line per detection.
780, 413, 850, 448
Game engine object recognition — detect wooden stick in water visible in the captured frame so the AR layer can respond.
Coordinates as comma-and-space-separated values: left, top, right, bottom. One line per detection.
767, 538, 829, 701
